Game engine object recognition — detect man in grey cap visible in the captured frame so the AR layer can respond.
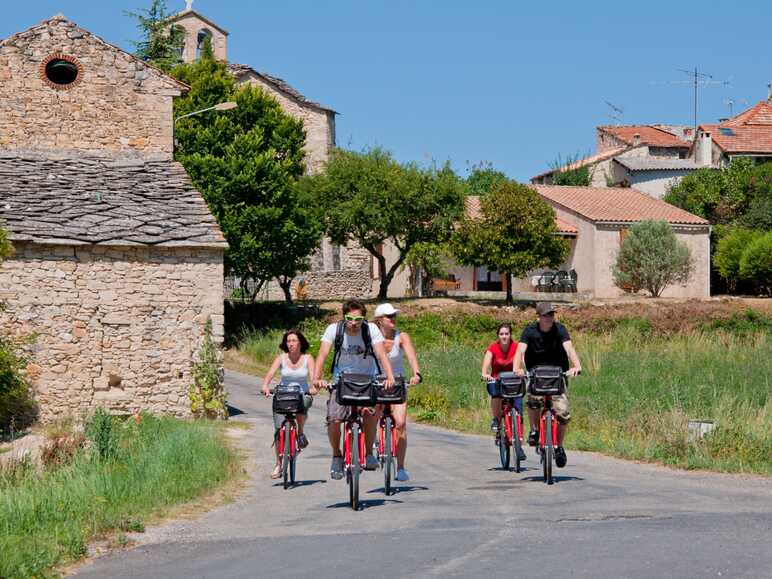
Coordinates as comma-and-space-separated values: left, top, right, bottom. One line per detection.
513, 302, 582, 468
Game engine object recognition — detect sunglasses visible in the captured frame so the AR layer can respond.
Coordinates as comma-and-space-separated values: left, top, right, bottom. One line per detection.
385, 313, 398, 320
344, 314, 365, 322
539, 312, 555, 318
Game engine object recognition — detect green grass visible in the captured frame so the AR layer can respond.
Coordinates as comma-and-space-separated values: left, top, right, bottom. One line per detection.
0, 415, 239, 579
233, 309, 772, 475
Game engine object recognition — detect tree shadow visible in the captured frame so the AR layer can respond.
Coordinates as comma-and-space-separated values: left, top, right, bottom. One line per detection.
366, 485, 429, 495
227, 404, 246, 417
326, 498, 403, 510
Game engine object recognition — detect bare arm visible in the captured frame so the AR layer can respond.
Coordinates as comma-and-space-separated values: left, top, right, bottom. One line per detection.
481, 350, 494, 381
562, 340, 582, 376
399, 332, 422, 386
513, 343, 528, 375
261, 355, 283, 396
306, 354, 318, 394
373, 341, 395, 386
314, 341, 332, 387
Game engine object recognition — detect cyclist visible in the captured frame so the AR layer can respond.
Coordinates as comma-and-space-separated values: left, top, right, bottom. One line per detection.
261, 330, 317, 479
482, 323, 526, 462
513, 302, 581, 468
313, 299, 395, 481
373, 303, 422, 482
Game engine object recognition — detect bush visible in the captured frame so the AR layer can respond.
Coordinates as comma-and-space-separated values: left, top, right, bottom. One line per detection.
612, 220, 692, 297
189, 318, 228, 419
714, 227, 763, 291
86, 407, 119, 462
0, 335, 37, 436
739, 232, 772, 295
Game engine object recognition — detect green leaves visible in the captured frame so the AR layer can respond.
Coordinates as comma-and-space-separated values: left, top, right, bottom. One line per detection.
126, 0, 185, 73
189, 319, 228, 419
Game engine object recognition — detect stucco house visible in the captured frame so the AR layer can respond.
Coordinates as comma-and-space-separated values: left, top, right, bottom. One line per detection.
0, 15, 227, 420
166, 4, 373, 299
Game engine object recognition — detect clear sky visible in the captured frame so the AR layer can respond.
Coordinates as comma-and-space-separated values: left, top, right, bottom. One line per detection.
3, 1, 772, 181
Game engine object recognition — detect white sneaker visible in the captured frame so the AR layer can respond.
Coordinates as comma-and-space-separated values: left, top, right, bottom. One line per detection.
395, 468, 410, 482
364, 454, 379, 471
330, 456, 344, 480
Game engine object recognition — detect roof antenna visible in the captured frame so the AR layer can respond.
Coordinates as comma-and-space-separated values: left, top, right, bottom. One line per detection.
604, 100, 624, 125
650, 67, 730, 134
723, 98, 747, 118
768, 83, 771, 101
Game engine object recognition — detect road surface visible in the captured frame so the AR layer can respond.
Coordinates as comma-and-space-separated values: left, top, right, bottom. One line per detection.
74, 370, 772, 578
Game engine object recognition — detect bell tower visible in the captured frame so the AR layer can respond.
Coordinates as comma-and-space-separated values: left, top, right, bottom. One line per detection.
168, 1, 229, 63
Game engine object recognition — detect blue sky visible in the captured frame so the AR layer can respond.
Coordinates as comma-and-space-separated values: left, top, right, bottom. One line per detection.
3, 1, 772, 181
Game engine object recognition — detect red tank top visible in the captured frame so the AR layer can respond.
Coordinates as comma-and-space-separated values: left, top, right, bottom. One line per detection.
487, 341, 517, 377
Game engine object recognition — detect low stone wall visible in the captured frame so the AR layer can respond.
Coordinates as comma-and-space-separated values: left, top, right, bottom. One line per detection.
0, 243, 224, 421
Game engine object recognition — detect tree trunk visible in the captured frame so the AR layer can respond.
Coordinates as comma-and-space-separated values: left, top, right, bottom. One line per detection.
278, 276, 293, 303
505, 272, 513, 306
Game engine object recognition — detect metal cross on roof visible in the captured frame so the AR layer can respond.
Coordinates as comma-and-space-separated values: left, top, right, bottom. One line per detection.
185, 0, 194, 10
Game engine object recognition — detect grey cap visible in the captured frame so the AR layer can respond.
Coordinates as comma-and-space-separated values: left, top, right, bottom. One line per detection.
535, 302, 556, 315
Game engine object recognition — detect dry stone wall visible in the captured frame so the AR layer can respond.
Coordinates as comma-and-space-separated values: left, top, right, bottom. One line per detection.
0, 243, 224, 421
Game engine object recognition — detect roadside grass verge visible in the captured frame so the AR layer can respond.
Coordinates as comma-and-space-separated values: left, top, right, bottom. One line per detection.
0, 414, 240, 579
230, 307, 772, 475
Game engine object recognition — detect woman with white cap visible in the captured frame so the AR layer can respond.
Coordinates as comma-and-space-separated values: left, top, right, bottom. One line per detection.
373, 303, 422, 482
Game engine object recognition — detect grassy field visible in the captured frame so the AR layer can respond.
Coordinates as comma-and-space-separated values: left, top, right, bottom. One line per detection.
230, 303, 771, 475
0, 414, 240, 579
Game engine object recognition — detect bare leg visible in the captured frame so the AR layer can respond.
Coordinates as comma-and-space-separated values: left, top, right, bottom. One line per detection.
328, 421, 342, 456
297, 414, 306, 435
557, 422, 567, 447
527, 406, 540, 433
364, 409, 379, 455
490, 397, 503, 420
391, 403, 408, 469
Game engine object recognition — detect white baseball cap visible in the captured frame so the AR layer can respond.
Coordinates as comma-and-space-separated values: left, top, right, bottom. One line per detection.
374, 303, 400, 317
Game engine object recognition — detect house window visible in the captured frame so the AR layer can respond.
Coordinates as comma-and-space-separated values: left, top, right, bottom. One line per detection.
40, 53, 83, 89
196, 29, 212, 59
331, 244, 341, 271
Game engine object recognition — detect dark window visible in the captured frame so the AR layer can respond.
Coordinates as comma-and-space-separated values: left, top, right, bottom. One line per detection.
719, 127, 736, 136
45, 59, 78, 86
196, 29, 212, 59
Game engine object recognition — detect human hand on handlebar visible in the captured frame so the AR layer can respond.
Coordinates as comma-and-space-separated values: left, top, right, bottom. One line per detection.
565, 367, 582, 377
481, 373, 493, 382
313, 379, 328, 391
261, 385, 271, 397
513, 368, 526, 376
409, 375, 421, 386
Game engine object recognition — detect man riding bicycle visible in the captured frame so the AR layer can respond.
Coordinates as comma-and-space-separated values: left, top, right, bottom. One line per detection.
513, 302, 581, 468
313, 299, 395, 480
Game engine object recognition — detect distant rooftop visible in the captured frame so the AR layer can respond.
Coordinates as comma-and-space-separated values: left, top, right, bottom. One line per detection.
613, 157, 709, 172
599, 125, 691, 148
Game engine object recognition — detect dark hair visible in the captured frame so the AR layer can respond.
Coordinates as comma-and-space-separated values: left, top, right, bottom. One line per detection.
279, 330, 310, 353
497, 323, 513, 335
342, 299, 367, 316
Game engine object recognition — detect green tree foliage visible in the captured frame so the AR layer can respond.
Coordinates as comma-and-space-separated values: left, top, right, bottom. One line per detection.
172, 56, 323, 301
126, 0, 185, 72
404, 242, 455, 296
465, 163, 510, 196
300, 148, 466, 299
0, 225, 12, 260
189, 319, 228, 419
0, 335, 37, 436
550, 153, 592, 186
613, 220, 692, 297
452, 182, 569, 304
738, 232, 772, 296
714, 228, 763, 292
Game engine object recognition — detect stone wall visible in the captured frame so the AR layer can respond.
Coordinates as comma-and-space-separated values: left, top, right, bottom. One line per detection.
173, 12, 228, 63
0, 243, 224, 421
0, 15, 183, 159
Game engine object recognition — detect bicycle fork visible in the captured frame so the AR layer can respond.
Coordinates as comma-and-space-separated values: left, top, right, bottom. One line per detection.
378, 417, 398, 458
278, 421, 297, 459
344, 422, 366, 469
539, 412, 558, 448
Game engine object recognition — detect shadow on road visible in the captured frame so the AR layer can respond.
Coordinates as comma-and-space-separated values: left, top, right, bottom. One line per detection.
326, 498, 403, 510
521, 475, 585, 483
487, 466, 538, 472
271, 479, 326, 488
366, 485, 429, 495
227, 404, 246, 417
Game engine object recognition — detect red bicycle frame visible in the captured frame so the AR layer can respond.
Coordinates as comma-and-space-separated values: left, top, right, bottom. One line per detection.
277, 419, 298, 459
378, 411, 398, 458
502, 401, 523, 444
343, 409, 366, 470
539, 400, 558, 448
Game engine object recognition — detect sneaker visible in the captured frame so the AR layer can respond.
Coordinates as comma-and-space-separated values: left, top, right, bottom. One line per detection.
516, 447, 527, 462
528, 429, 539, 447
270, 464, 282, 479
395, 468, 410, 482
298, 433, 309, 449
490, 418, 500, 432
330, 456, 344, 480
364, 454, 379, 471
555, 447, 567, 468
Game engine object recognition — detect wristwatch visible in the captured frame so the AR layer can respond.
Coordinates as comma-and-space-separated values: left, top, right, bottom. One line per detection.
415, 372, 423, 383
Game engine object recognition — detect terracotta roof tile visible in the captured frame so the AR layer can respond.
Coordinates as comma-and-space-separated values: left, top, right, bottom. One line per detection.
599, 126, 691, 148
701, 100, 772, 154
465, 196, 578, 235
532, 185, 709, 225
531, 146, 628, 181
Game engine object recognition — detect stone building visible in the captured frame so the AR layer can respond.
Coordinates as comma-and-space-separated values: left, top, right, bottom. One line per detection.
0, 15, 227, 420
166, 3, 373, 299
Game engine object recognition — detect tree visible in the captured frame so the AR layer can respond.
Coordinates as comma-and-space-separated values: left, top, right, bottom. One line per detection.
612, 220, 692, 297
466, 162, 510, 196
404, 242, 455, 297
126, 0, 185, 72
301, 148, 466, 299
714, 227, 763, 292
171, 55, 323, 302
451, 182, 569, 305
738, 232, 772, 296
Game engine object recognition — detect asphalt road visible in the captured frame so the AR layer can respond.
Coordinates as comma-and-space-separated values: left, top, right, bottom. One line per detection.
73, 370, 772, 579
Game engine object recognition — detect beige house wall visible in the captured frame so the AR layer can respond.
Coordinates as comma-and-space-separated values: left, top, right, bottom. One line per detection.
0, 16, 182, 159
0, 244, 224, 421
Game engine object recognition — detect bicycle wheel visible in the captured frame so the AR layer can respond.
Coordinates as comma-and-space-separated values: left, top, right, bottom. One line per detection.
282, 422, 292, 490
498, 423, 510, 470
543, 413, 553, 485
512, 408, 523, 473
383, 416, 394, 496
349, 423, 360, 510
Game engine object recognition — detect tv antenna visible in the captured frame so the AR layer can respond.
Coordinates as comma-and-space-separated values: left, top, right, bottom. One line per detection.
723, 98, 747, 118
650, 67, 730, 133
604, 100, 624, 125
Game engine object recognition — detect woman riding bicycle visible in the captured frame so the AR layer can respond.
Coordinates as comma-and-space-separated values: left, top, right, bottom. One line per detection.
261, 330, 317, 479
373, 303, 422, 482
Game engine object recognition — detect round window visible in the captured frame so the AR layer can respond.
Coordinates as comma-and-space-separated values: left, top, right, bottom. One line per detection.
40, 54, 83, 89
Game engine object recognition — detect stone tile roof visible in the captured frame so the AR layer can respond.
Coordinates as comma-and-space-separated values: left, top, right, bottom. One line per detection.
228, 64, 337, 114
0, 152, 227, 248
701, 100, 772, 154
598, 126, 691, 148
530, 146, 629, 181
613, 157, 708, 171
533, 185, 709, 226
168, 9, 229, 35
465, 196, 578, 235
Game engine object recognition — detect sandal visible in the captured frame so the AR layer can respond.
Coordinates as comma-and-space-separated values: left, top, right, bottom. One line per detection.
270, 464, 282, 479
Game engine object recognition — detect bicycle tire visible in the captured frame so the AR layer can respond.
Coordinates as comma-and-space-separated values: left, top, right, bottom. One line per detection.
282, 422, 291, 490
384, 416, 394, 495
498, 423, 510, 470
512, 408, 522, 473
544, 412, 553, 485
290, 455, 296, 485
349, 422, 360, 510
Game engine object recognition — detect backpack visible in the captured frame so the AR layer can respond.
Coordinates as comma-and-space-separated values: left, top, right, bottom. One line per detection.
331, 320, 382, 375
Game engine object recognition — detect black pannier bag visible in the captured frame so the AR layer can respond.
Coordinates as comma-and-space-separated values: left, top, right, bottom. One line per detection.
374, 375, 407, 404
273, 382, 305, 414
498, 372, 525, 398
335, 372, 376, 406
528, 365, 566, 396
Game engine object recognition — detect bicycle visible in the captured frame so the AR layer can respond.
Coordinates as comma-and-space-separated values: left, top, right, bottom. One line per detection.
486, 372, 526, 472
271, 382, 308, 490
373, 377, 407, 496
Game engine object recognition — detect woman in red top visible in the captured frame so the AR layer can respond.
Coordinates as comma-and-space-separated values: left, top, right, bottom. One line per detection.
481, 323, 522, 432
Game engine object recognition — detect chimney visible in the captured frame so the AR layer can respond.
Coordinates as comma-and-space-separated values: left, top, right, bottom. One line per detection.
632, 133, 641, 146
696, 130, 713, 166
768, 83, 772, 102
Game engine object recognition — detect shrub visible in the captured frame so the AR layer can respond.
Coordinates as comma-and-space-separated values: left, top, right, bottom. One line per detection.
0, 335, 37, 436
714, 227, 763, 291
189, 318, 228, 419
86, 407, 118, 461
739, 232, 772, 295
612, 220, 692, 297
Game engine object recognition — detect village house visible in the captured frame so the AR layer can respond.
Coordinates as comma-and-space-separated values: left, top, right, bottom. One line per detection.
0, 15, 227, 420
166, 3, 373, 299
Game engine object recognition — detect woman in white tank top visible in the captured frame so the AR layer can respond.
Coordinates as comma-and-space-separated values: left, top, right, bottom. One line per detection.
261, 330, 317, 479
373, 303, 422, 483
